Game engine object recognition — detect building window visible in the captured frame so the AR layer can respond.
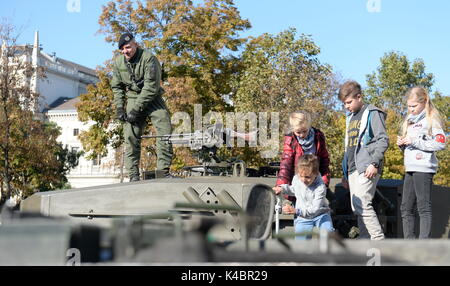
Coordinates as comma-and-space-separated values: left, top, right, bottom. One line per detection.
71, 147, 79, 153
73, 129, 79, 136
93, 155, 102, 166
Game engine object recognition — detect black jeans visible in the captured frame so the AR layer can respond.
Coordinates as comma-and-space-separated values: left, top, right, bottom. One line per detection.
400, 172, 434, 239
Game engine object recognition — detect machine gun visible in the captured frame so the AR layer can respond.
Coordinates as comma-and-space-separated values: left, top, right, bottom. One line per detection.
142, 124, 258, 177
143, 124, 225, 150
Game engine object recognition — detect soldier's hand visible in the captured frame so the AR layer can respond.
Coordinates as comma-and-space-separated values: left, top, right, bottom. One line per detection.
116, 107, 127, 122
127, 109, 140, 124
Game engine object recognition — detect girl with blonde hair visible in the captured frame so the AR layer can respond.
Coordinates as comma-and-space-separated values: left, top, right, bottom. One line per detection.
275, 111, 332, 211
397, 86, 447, 239
276, 111, 331, 188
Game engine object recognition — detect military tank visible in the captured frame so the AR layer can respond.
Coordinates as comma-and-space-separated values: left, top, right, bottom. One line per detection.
11, 124, 450, 265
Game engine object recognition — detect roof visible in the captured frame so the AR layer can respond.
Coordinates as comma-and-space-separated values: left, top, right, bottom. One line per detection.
58, 58, 97, 77
9, 38, 98, 78
46, 97, 80, 112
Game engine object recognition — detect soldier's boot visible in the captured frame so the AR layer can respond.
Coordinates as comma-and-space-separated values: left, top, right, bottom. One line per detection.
155, 169, 171, 179
129, 175, 141, 182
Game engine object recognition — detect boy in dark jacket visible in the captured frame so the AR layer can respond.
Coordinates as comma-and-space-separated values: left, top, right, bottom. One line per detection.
339, 81, 389, 240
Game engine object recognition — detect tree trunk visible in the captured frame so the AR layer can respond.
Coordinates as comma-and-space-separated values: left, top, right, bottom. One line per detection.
0, 176, 3, 204
1, 140, 11, 206
1, 94, 11, 205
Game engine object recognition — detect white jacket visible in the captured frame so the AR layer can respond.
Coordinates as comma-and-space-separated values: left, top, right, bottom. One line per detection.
281, 175, 330, 219
404, 117, 447, 173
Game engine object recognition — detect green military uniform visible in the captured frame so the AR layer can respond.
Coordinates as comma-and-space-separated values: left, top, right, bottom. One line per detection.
111, 47, 173, 179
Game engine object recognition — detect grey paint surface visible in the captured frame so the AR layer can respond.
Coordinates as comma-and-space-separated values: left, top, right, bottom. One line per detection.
20, 177, 276, 239
0, 219, 71, 265
225, 238, 450, 265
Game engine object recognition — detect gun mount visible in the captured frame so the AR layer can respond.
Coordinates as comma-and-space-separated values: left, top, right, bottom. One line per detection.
143, 123, 261, 177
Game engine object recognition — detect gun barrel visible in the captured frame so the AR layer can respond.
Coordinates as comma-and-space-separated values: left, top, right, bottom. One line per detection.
142, 133, 192, 139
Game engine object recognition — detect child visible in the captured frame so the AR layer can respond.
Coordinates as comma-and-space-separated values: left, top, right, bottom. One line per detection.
276, 111, 331, 189
397, 86, 447, 239
273, 154, 334, 240
339, 81, 389, 240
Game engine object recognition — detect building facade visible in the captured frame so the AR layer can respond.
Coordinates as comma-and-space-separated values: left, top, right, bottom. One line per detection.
25, 31, 122, 188
46, 98, 122, 188
29, 31, 99, 113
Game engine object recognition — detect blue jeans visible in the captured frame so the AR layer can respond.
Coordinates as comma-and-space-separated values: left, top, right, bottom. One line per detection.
294, 212, 335, 240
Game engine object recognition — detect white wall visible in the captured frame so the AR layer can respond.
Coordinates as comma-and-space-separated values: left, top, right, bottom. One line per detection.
36, 55, 97, 112
38, 73, 80, 111
47, 111, 122, 189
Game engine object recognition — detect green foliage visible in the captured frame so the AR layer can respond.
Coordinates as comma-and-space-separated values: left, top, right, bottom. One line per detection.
30, 129, 82, 193
323, 113, 346, 178
381, 111, 405, 180
79, 0, 251, 169
1, 118, 82, 199
98, 0, 251, 113
1, 22, 81, 202
232, 28, 342, 169
79, 3, 449, 187
77, 66, 124, 159
234, 28, 337, 115
435, 147, 450, 186
365, 51, 434, 112
365, 51, 449, 186
432, 93, 450, 186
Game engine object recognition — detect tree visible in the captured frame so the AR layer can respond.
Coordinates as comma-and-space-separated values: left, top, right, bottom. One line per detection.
78, 0, 251, 171
0, 22, 81, 203
77, 65, 122, 159
365, 51, 449, 186
432, 92, 450, 186
381, 110, 405, 180
8, 121, 81, 197
0, 22, 40, 202
234, 28, 338, 115
233, 28, 343, 170
365, 51, 434, 111
98, 0, 251, 112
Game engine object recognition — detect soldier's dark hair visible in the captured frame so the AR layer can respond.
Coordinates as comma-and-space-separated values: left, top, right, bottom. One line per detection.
296, 154, 319, 175
338, 80, 362, 101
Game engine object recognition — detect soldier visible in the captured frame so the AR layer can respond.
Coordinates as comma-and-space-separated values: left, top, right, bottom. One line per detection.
111, 33, 173, 182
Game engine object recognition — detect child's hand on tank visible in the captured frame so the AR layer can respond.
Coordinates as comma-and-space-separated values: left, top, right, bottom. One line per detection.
272, 186, 282, 195
397, 136, 405, 146
282, 204, 296, 214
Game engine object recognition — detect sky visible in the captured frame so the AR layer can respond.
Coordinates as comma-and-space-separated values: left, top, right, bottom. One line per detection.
2, 0, 450, 96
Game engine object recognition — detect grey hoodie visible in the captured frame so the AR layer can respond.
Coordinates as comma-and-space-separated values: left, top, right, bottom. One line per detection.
403, 117, 446, 173
281, 175, 330, 219
343, 104, 389, 176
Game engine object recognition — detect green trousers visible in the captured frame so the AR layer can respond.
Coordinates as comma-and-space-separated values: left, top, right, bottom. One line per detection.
124, 96, 173, 178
